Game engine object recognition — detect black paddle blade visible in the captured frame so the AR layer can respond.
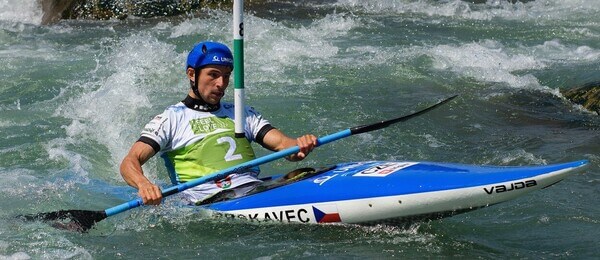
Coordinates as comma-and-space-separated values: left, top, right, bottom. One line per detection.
19, 210, 107, 232
350, 95, 458, 135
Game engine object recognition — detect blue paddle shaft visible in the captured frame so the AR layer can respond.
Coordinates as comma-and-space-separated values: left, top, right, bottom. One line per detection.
104, 129, 353, 217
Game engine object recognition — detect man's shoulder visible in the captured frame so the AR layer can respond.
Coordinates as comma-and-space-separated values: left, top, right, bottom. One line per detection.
220, 102, 234, 110
220, 102, 263, 117
160, 102, 195, 118
165, 102, 187, 112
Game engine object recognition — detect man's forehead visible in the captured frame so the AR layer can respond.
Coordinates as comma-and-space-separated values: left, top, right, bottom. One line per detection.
202, 65, 232, 73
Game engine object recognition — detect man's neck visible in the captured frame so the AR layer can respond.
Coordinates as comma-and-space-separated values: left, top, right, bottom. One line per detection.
182, 95, 220, 112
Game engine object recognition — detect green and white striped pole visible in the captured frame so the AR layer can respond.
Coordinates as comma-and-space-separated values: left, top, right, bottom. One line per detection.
233, 0, 245, 138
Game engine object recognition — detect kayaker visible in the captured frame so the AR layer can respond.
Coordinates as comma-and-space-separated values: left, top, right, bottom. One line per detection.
119, 41, 317, 206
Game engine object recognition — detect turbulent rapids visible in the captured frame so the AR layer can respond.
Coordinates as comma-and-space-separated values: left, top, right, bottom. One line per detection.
34, 0, 600, 112
1, 0, 599, 258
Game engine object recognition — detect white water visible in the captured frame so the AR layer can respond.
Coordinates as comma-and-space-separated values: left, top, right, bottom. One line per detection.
0, 0, 598, 258
0, 0, 41, 25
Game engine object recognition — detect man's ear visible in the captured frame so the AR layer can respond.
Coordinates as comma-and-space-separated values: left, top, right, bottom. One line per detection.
186, 67, 196, 81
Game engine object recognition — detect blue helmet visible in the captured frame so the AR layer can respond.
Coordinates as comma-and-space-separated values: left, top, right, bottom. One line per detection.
187, 41, 233, 69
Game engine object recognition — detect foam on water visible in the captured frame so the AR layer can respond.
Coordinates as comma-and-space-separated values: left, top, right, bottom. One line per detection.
532, 40, 600, 64
498, 148, 547, 165
152, 4, 596, 119
166, 10, 233, 40
166, 10, 359, 97
429, 40, 548, 90
334, 0, 600, 21
44, 137, 91, 182
424, 39, 600, 95
247, 13, 349, 67
0, 0, 41, 25
4, 232, 93, 259
52, 33, 181, 180
159, 2, 597, 107
0, 251, 31, 260
0, 167, 37, 198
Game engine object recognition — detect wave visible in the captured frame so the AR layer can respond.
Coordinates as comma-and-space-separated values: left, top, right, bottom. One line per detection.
0, 0, 42, 25
3, 0, 599, 26
334, 0, 600, 21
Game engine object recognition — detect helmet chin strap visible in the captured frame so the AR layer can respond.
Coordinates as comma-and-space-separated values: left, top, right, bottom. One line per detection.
191, 68, 201, 99
187, 68, 220, 112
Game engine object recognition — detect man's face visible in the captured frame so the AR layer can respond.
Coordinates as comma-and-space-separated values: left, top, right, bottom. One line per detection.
188, 65, 232, 104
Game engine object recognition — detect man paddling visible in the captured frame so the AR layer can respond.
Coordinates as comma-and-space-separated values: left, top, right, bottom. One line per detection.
120, 41, 317, 206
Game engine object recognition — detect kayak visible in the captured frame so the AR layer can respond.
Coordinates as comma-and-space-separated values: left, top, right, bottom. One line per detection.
204, 160, 588, 225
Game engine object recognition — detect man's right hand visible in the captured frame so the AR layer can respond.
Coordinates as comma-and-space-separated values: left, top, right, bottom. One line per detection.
138, 182, 163, 205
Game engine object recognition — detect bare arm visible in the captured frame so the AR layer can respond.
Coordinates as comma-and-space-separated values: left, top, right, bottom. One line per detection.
261, 129, 317, 161
119, 141, 163, 205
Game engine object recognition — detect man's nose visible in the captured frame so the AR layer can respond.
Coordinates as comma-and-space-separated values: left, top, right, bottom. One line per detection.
216, 76, 228, 89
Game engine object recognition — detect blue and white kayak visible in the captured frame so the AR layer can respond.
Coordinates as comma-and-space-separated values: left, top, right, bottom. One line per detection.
205, 160, 588, 225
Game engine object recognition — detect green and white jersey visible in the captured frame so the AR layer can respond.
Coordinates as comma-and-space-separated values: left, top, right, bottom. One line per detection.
139, 96, 272, 202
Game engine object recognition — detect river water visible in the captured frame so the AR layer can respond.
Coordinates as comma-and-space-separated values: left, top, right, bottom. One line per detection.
1, 0, 598, 258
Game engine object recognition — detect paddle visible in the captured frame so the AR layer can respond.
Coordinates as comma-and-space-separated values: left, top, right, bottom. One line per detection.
20, 95, 457, 232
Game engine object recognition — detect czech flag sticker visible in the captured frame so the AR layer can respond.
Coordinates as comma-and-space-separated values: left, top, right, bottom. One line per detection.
312, 205, 341, 223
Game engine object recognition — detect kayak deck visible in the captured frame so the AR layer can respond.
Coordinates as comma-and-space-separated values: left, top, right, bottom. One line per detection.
205, 160, 588, 225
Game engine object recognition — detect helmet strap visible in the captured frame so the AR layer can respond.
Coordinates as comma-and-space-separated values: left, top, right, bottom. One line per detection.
186, 67, 220, 111
191, 68, 201, 99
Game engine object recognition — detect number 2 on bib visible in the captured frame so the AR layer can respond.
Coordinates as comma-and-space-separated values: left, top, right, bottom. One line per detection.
217, 136, 243, 162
